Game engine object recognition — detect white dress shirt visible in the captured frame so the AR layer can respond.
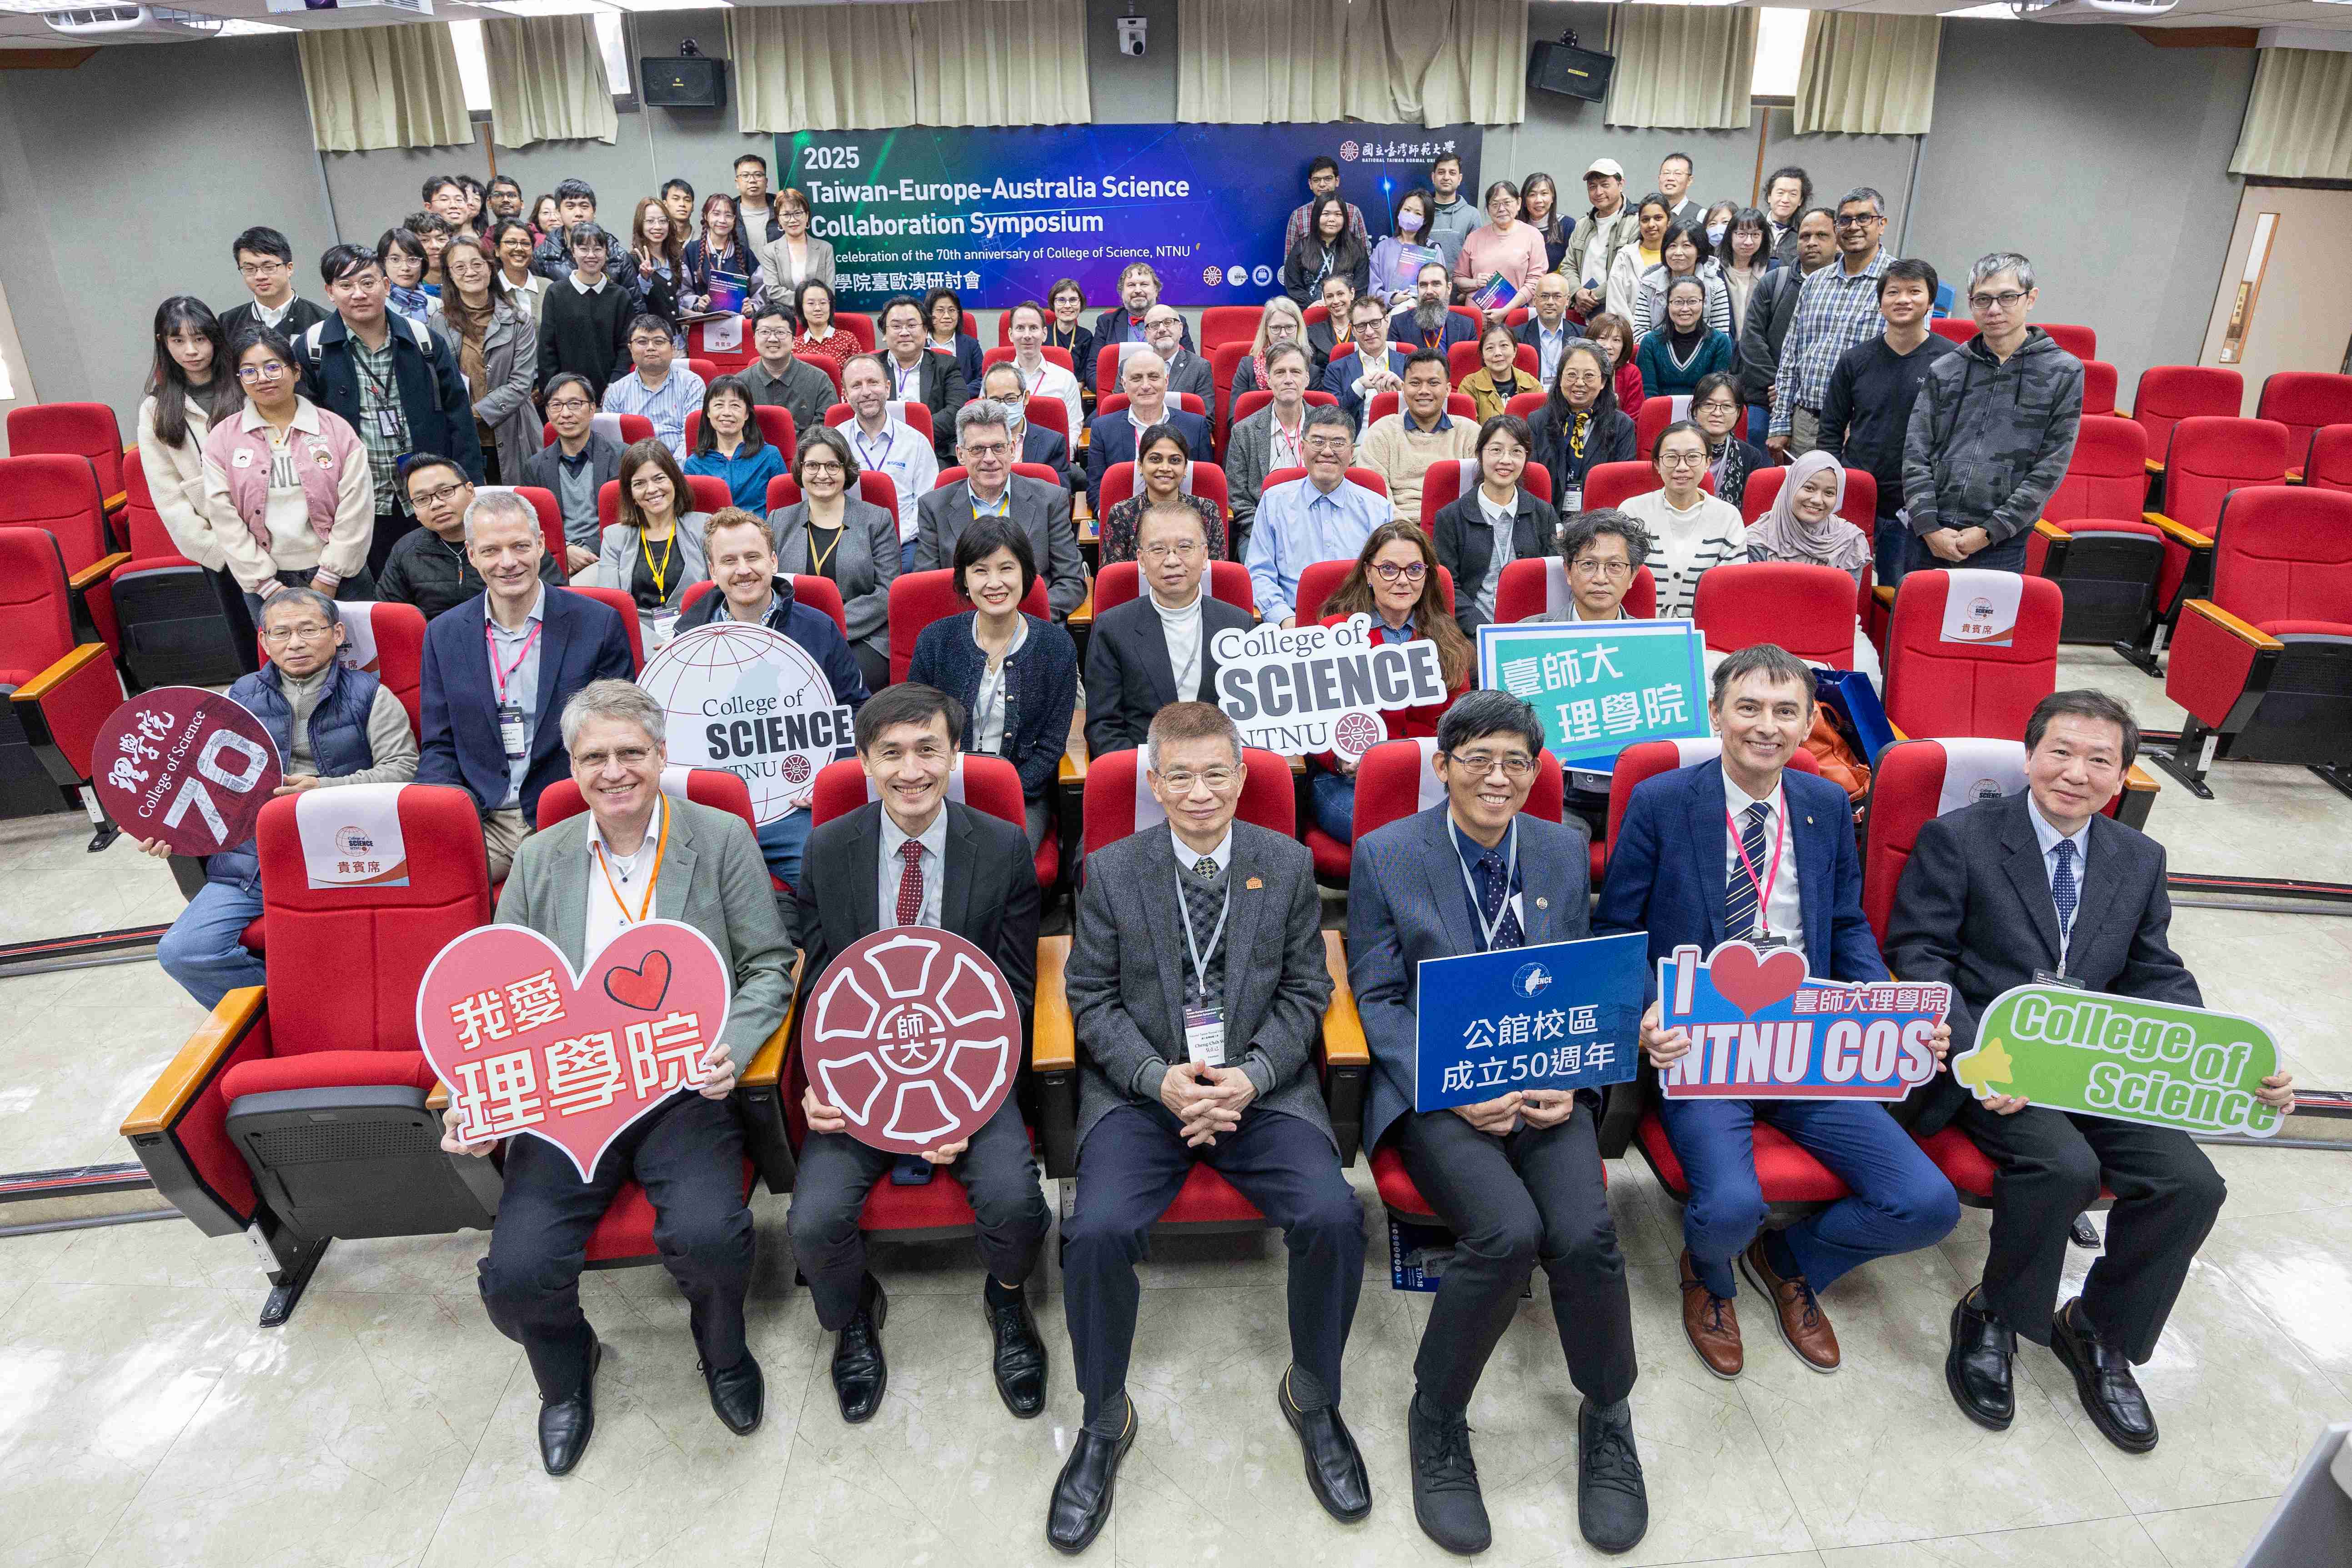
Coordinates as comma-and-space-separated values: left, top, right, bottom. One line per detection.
877, 804, 948, 928
1170, 823, 1233, 877
973, 614, 1029, 757
1474, 484, 1517, 619
847, 417, 937, 541
1723, 771, 1804, 956
1151, 585, 1207, 702
583, 797, 665, 962
2025, 793, 2091, 962
1013, 354, 1085, 438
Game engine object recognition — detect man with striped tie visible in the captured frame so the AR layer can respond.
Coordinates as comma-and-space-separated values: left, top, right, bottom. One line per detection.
1596, 645, 1959, 1381
787, 682, 1052, 1429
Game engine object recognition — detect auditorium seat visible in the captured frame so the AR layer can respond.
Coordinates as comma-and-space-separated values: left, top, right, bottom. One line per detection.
2156, 486, 2352, 799
1209, 342, 1251, 461
2257, 372, 2352, 466
2081, 360, 2118, 418
1418, 454, 1555, 534
1504, 391, 1547, 421
678, 575, 850, 640
1693, 561, 1857, 667
1096, 391, 1208, 421
1446, 339, 1536, 386
1293, 561, 1452, 627
766, 471, 901, 520
685, 318, 754, 377
541, 412, 653, 450
1604, 737, 1821, 870
2118, 415, 2291, 670
1634, 396, 1687, 461
935, 462, 1063, 494
1492, 556, 1658, 623
2132, 365, 2242, 472
885, 569, 1048, 685
1200, 305, 1264, 350
1090, 560, 1254, 616
1021, 394, 1069, 451
1365, 390, 1477, 428
2306, 426, 2352, 496
1582, 460, 1714, 513
1926, 321, 2093, 360
1737, 465, 1879, 628
980, 343, 1075, 374
1227, 389, 1339, 428
533, 770, 792, 1268
2024, 415, 2166, 645
0, 454, 129, 658
510, 486, 572, 575
824, 400, 934, 446
1094, 461, 1231, 538
0, 526, 124, 834
1882, 569, 2062, 740
683, 405, 794, 457
7, 402, 128, 532
108, 451, 246, 690
595, 474, 731, 532
686, 356, 720, 386
558, 585, 643, 671
1258, 466, 1389, 522
834, 312, 878, 352
318, 601, 425, 736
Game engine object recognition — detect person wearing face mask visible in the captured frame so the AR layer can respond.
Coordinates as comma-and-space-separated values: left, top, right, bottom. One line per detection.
1635, 277, 1735, 400
1369, 189, 1444, 311
765, 427, 900, 692
1229, 296, 1310, 401
1080, 502, 1253, 757
1432, 412, 1560, 632
979, 361, 1074, 491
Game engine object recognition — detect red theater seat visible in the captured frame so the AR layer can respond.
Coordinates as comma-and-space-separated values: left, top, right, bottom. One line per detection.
0, 526, 124, 832
559, 585, 643, 671
1364, 391, 1478, 428
825, 401, 934, 446
1693, 561, 1858, 667
596, 475, 732, 533
2257, 372, 2352, 463
1418, 455, 1555, 535
2133, 365, 2242, 471
834, 312, 878, 353
683, 406, 794, 457
1091, 561, 1253, 616
2114, 416, 2292, 667
766, 471, 901, 520
678, 576, 850, 639
1096, 392, 1208, 421
1493, 557, 1658, 623
1580, 461, 1712, 513
1882, 571, 2062, 741
1447, 339, 1537, 387
541, 413, 654, 450
7, 402, 128, 527
2026, 416, 2167, 645
1095, 461, 1232, 535
1200, 305, 1264, 350
109, 451, 248, 689
0, 454, 128, 657
981, 344, 1075, 374
886, 570, 1048, 685
1229, 389, 1339, 428
1293, 561, 1452, 628
2307, 426, 2352, 496
2081, 360, 2118, 418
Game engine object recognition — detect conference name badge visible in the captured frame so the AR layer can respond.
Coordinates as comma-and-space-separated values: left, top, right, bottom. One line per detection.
1658, 942, 1952, 1102
1183, 1004, 1227, 1068
1951, 985, 2283, 1138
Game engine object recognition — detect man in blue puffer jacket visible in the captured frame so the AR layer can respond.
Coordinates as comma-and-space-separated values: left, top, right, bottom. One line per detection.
138, 588, 418, 1009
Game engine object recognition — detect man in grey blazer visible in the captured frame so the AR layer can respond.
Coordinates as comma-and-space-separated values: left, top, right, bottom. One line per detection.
1225, 343, 1315, 561
913, 399, 1086, 620
1051, 703, 1366, 1553
441, 680, 792, 1477
1347, 690, 1646, 1557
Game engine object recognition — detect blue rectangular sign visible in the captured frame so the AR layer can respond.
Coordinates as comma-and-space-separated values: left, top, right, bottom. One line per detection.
1414, 932, 1650, 1111
1478, 621, 1711, 775
1656, 942, 1954, 1102
778, 124, 1483, 310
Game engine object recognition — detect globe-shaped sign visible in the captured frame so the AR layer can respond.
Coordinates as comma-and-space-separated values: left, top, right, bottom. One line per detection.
636, 622, 847, 826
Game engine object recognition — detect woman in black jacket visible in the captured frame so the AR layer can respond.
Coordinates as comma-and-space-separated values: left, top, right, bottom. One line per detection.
1690, 371, 1768, 516
1432, 413, 1562, 633
1525, 340, 1635, 511
903, 516, 1077, 852
1280, 195, 1372, 309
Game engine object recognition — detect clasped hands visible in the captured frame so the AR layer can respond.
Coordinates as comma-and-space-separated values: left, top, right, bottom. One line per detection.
1449, 1087, 1577, 1137
1160, 1060, 1257, 1147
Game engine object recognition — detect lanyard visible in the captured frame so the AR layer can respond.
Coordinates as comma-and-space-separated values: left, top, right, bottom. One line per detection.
354, 346, 398, 405
807, 522, 843, 577
1171, 870, 1232, 1003
1452, 820, 1518, 952
1273, 418, 1305, 469
593, 800, 669, 926
1725, 797, 1788, 937
643, 529, 677, 598
853, 427, 891, 471
485, 616, 542, 704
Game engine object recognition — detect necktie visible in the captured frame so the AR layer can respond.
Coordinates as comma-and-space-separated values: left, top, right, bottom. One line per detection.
1726, 802, 1770, 938
895, 838, 925, 927
1193, 856, 1218, 878
2051, 838, 2079, 962
1478, 850, 1524, 951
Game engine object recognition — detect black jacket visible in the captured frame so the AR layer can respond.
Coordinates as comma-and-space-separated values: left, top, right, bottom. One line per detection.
1526, 401, 1636, 499
1737, 263, 1812, 405
1886, 790, 2198, 1135
377, 524, 562, 622
1431, 489, 1562, 633
1081, 591, 1254, 757
294, 311, 485, 485
221, 296, 330, 347
880, 351, 964, 462
517, 431, 624, 550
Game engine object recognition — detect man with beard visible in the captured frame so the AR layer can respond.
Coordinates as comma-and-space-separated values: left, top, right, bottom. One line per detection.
1389, 261, 1477, 356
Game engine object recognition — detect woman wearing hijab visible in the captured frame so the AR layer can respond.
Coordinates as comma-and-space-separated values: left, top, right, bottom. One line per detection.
1745, 448, 1882, 679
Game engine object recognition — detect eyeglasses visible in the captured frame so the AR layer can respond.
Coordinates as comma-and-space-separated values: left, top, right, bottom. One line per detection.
1370, 562, 1427, 584
238, 260, 289, 278
961, 441, 1012, 460
409, 481, 471, 509
236, 361, 287, 382
1695, 398, 1740, 415
1969, 290, 2029, 310
545, 398, 592, 413
1156, 768, 1239, 793
572, 746, 654, 769
1833, 212, 1880, 228
1571, 556, 1632, 580
1443, 750, 1537, 777
261, 621, 335, 645
1303, 437, 1352, 455
1141, 539, 1203, 560
801, 460, 845, 477
1659, 451, 1708, 470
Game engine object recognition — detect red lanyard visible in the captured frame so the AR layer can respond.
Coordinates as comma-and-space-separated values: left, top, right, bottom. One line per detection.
1725, 794, 1787, 934
485, 616, 542, 704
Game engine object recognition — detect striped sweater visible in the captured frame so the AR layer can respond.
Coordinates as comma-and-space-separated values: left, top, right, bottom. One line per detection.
1620, 490, 1749, 619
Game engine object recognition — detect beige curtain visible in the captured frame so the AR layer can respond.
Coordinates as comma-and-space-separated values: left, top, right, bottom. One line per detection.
483, 16, 617, 149
1177, 0, 1526, 126
1793, 13, 1940, 135
2230, 47, 2352, 180
727, 6, 918, 134
912, 0, 1090, 125
296, 24, 472, 152
1604, 7, 1756, 131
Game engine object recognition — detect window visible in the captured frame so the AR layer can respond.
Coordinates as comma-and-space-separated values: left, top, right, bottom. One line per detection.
447, 9, 633, 114
1752, 8, 1806, 100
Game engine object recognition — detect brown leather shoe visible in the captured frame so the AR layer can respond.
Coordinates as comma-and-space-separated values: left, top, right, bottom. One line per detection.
1740, 1237, 1840, 1372
1679, 1250, 1742, 1379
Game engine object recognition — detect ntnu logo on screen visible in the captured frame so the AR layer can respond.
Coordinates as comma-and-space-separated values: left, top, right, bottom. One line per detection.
1511, 963, 1552, 999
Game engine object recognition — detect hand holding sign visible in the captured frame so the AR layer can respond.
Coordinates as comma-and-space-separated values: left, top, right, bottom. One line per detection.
1213, 614, 1448, 758
93, 688, 283, 856
1657, 942, 1953, 1102
800, 927, 1021, 1154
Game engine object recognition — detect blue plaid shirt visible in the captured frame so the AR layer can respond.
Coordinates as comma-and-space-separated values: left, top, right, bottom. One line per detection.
1769, 248, 1891, 438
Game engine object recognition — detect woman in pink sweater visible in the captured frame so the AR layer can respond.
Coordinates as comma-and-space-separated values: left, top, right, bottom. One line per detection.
201, 326, 376, 613
1453, 180, 1552, 323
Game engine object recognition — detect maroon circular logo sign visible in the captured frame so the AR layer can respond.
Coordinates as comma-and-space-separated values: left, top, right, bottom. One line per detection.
1331, 709, 1386, 763
91, 688, 283, 856
781, 753, 813, 787
803, 927, 1020, 1152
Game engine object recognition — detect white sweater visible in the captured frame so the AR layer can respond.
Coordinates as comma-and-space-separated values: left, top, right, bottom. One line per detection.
135, 394, 226, 571
1621, 489, 1747, 619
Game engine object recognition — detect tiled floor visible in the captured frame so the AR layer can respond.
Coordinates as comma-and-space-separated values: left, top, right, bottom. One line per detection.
2, 649, 2347, 1568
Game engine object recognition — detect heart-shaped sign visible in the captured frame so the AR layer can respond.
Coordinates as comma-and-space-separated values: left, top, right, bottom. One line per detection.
802, 927, 1020, 1152
416, 919, 733, 1181
1708, 941, 1809, 1017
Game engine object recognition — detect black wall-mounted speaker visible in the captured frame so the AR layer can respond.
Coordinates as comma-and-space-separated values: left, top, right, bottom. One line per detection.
641, 57, 726, 109
1528, 40, 1614, 104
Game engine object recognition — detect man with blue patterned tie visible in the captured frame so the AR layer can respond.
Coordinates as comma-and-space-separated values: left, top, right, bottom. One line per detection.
1350, 691, 1647, 1556
1596, 645, 1959, 1383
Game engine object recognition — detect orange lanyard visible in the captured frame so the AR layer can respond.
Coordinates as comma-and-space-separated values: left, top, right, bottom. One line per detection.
593, 800, 669, 926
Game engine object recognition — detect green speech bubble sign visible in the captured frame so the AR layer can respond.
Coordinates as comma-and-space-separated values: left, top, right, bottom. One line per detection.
1949, 985, 2283, 1139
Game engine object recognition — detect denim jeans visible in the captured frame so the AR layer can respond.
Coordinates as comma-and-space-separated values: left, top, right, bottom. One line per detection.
156, 879, 267, 1011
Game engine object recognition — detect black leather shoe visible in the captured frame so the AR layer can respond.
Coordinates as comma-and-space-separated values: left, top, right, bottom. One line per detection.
2051, 1298, 2157, 1453
1946, 1290, 2016, 1432
1407, 1391, 1489, 1555
1279, 1370, 1371, 1523
1046, 1404, 1136, 1555
703, 1352, 764, 1435
985, 1282, 1047, 1419
831, 1276, 888, 1424
1577, 1398, 1648, 1554
538, 1338, 600, 1476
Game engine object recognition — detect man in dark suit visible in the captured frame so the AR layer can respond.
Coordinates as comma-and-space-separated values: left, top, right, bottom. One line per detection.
1141, 304, 1214, 406
1324, 295, 1414, 434
1387, 261, 1479, 356
787, 683, 1053, 1428
517, 374, 623, 578
1084, 350, 1213, 516
1082, 506, 1251, 757
878, 295, 964, 462
416, 491, 635, 882
914, 400, 1085, 620
1886, 691, 2293, 1453
978, 363, 1073, 491
1349, 691, 1647, 1557
1597, 645, 1959, 1380
1051, 703, 1365, 1552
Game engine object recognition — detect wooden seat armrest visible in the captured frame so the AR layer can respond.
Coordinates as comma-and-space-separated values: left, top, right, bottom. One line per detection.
1871, 583, 1895, 609
1033, 934, 1076, 1073
1059, 741, 1088, 786
2142, 512, 2212, 550
10, 641, 108, 702
120, 987, 266, 1137
2033, 519, 2070, 542
2181, 598, 2282, 651
742, 953, 803, 1088
1318, 930, 1370, 1069
68, 551, 132, 589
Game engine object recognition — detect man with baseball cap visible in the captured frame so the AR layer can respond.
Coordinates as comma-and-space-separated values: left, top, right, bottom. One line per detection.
1565, 158, 1638, 322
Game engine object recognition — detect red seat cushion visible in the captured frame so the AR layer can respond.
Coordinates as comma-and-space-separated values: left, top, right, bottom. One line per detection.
2045, 516, 2161, 539
2257, 619, 2352, 639
1161, 1162, 1265, 1222
0, 667, 35, 687
221, 1049, 437, 1100
585, 1160, 757, 1262
1305, 826, 1350, 884
239, 917, 265, 954
1635, 1112, 1851, 1203
1914, 1125, 1996, 1199
1371, 1145, 1439, 1220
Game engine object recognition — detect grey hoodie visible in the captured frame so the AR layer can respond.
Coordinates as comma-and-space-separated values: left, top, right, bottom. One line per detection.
1901, 327, 2083, 545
